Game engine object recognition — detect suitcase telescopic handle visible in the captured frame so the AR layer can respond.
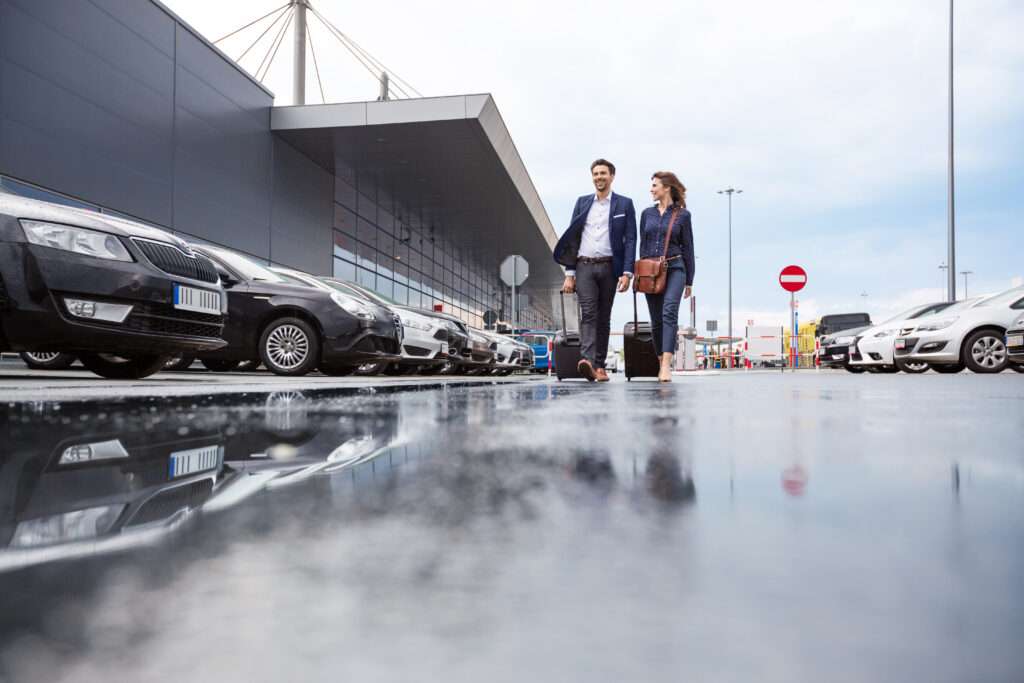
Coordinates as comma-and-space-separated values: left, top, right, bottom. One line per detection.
560, 291, 567, 333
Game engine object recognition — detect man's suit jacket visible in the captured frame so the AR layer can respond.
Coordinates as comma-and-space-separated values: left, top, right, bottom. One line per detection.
552, 192, 637, 279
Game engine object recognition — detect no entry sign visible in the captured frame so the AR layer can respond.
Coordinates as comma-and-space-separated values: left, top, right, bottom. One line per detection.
779, 265, 807, 292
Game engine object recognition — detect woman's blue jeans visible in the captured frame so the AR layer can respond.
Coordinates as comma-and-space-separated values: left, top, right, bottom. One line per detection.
643, 265, 687, 355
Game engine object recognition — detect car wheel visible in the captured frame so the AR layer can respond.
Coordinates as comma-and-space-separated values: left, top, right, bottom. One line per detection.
930, 362, 965, 374
237, 359, 262, 372
259, 317, 321, 376
163, 353, 195, 371
319, 363, 357, 376
963, 329, 1009, 373
355, 361, 389, 376
78, 353, 170, 379
19, 351, 76, 370
436, 361, 460, 375
201, 359, 241, 372
895, 358, 930, 374
843, 364, 866, 373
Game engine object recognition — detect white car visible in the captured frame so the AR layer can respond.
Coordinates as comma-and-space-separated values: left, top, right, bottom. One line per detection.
850, 301, 954, 373
605, 351, 620, 373
480, 330, 522, 376
270, 267, 451, 374
894, 286, 1024, 373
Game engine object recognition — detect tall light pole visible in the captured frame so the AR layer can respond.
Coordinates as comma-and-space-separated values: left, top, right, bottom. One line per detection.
960, 270, 973, 298
292, 0, 307, 105
718, 188, 742, 367
947, 0, 956, 302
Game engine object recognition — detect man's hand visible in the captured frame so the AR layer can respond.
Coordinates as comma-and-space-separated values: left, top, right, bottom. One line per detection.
561, 276, 576, 294
683, 286, 693, 299
616, 275, 631, 293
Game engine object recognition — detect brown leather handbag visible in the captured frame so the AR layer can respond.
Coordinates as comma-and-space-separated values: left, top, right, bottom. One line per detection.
633, 208, 679, 294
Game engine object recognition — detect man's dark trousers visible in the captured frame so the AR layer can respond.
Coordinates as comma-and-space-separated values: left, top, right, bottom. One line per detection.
576, 260, 615, 368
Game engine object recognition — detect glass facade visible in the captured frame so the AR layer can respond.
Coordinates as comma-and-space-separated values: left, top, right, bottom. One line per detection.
330, 166, 551, 330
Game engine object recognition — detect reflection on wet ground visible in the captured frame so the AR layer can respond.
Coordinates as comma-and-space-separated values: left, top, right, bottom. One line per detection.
1, 374, 1023, 681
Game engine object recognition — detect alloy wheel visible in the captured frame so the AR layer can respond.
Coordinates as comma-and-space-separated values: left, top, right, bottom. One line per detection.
970, 335, 1006, 370
265, 324, 310, 370
24, 352, 63, 363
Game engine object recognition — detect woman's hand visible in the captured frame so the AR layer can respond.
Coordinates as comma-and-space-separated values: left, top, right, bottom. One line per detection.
683, 286, 692, 299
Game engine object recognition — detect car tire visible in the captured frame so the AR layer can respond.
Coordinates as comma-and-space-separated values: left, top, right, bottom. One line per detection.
962, 328, 1009, 374
895, 358, 930, 374
201, 359, 241, 372
78, 353, 170, 379
163, 353, 196, 371
930, 362, 965, 374
843, 364, 866, 373
19, 351, 76, 370
259, 317, 321, 376
437, 361, 460, 375
237, 359, 262, 372
319, 363, 357, 376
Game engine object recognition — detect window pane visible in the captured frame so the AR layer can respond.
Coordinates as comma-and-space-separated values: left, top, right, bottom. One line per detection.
375, 277, 394, 299
357, 267, 375, 288
393, 283, 408, 305
357, 217, 377, 247
334, 204, 357, 236
335, 178, 357, 209
357, 241, 376, 270
332, 231, 356, 262
333, 257, 356, 282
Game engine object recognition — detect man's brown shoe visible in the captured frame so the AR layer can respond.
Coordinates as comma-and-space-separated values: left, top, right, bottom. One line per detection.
577, 359, 596, 381
595, 368, 610, 382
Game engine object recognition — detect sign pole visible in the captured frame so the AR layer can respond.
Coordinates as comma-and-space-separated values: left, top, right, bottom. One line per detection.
511, 262, 517, 332
790, 291, 796, 371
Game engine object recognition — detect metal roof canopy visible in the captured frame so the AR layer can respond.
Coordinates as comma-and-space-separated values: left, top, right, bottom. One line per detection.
271, 94, 561, 317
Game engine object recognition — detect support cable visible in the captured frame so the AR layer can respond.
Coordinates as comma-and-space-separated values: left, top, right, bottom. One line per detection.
236, 4, 292, 64
307, 21, 328, 104
308, 7, 415, 99
213, 2, 290, 44
257, 6, 295, 82
310, 7, 422, 97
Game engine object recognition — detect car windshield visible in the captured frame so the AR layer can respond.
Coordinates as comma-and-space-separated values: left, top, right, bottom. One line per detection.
972, 286, 1024, 308
273, 269, 330, 291
201, 247, 286, 283
326, 279, 395, 307
880, 302, 953, 326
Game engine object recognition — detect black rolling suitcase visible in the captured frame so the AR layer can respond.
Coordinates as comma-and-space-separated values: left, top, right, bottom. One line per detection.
624, 290, 661, 380
554, 292, 583, 380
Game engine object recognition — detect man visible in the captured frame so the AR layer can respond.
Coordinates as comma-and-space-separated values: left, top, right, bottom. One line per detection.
552, 159, 637, 382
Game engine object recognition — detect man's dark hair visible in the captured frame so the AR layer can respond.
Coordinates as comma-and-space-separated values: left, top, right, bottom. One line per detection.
590, 158, 616, 175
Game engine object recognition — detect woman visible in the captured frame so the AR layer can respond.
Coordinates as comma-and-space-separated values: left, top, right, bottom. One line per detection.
637, 172, 695, 382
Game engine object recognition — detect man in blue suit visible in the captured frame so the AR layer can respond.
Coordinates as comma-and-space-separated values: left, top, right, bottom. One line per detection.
552, 159, 637, 382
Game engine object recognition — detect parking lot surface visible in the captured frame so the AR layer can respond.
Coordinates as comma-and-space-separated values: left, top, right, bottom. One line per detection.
2, 372, 1022, 682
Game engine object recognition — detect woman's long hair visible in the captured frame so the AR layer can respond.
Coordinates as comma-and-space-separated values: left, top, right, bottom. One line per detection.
652, 171, 687, 208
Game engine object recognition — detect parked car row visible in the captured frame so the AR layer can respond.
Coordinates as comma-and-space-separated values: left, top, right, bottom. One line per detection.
821, 286, 1024, 374
0, 195, 534, 379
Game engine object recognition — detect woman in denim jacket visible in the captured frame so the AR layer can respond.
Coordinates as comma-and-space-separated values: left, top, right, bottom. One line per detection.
638, 172, 695, 382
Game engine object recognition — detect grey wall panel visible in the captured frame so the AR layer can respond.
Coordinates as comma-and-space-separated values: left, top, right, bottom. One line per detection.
0, 0, 175, 225
174, 27, 269, 116
270, 138, 333, 275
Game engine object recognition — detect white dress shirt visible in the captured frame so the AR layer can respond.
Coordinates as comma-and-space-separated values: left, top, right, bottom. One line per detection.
567, 193, 631, 277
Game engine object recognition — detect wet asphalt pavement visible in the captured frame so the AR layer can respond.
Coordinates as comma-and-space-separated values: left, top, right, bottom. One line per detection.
1, 372, 1022, 682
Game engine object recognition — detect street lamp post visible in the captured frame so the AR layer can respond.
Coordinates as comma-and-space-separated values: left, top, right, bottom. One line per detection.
960, 270, 973, 298
947, 0, 957, 302
718, 188, 742, 368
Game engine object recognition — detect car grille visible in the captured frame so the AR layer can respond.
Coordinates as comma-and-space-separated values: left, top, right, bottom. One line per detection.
133, 239, 219, 284
393, 315, 404, 343
123, 301, 224, 339
125, 479, 214, 527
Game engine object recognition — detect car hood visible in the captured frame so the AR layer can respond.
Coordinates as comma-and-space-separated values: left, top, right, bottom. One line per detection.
1, 193, 188, 248
823, 326, 871, 343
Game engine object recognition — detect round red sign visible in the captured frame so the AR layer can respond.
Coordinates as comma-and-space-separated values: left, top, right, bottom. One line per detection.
779, 265, 807, 292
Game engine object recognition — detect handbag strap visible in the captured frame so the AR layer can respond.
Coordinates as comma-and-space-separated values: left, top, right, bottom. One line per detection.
659, 207, 680, 260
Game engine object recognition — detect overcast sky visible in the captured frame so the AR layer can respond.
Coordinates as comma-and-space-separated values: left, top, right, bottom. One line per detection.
164, 0, 1024, 337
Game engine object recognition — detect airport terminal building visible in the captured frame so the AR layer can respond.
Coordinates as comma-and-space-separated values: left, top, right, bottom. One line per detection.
0, 0, 560, 329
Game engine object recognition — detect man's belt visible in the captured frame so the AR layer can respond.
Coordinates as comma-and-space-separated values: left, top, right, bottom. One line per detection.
577, 256, 612, 264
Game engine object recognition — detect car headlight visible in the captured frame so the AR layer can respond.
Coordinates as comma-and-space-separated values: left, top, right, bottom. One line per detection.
834, 335, 855, 345
916, 317, 958, 332
330, 292, 374, 320
401, 313, 434, 332
873, 329, 895, 338
21, 220, 132, 261
10, 504, 126, 548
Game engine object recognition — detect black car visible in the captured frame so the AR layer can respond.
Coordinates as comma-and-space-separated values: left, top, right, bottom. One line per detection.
1007, 318, 1024, 370
819, 325, 872, 372
192, 245, 401, 376
0, 195, 227, 378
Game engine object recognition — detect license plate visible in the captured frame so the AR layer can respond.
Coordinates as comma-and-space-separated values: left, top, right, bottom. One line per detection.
848, 345, 857, 355
1008, 334, 1023, 348
173, 284, 220, 315
831, 354, 844, 360
895, 339, 907, 350
168, 445, 222, 479
440, 341, 449, 355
